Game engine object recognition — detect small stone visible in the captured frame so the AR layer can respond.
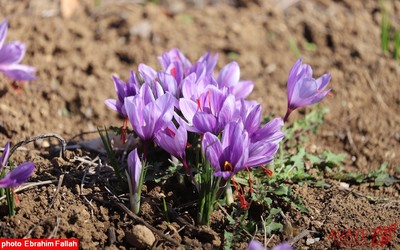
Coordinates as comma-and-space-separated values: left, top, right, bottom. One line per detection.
126, 225, 155, 249
306, 237, 320, 245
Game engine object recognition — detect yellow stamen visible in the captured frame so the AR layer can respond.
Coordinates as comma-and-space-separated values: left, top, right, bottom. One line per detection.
223, 161, 233, 172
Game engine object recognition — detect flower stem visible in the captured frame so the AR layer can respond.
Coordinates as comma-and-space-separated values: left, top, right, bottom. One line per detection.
182, 159, 199, 192
283, 109, 292, 123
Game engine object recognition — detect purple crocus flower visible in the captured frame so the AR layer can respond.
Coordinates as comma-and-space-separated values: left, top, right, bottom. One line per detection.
154, 117, 197, 187
157, 71, 179, 98
201, 120, 249, 179
232, 100, 284, 167
104, 72, 140, 116
0, 142, 35, 188
158, 48, 218, 87
0, 19, 36, 81
284, 58, 331, 122
126, 148, 144, 214
247, 240, 264, 250
248, 240, 293, 250
181, 72, 217, 101
216, 61, 254, 99
125, 85, 175, 142
179, 86, 235, 135
154, 117, 187, 161
127, 148, 142, 194
158, 48, 192, 82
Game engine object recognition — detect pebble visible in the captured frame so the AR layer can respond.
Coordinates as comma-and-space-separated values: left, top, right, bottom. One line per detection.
126, 225, 155, 249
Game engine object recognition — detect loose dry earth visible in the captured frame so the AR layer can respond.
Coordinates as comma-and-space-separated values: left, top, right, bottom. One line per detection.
0, 0, 399, 249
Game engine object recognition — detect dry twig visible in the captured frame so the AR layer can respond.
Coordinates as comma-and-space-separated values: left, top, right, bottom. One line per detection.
9, 133, 66, 158
49, 174, 65, 209
0, 180, 57, 201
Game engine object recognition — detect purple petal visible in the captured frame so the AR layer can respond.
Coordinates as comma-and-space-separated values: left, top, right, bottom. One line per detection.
217, 95, 235, 131
299, 64, 313, 78
138, 63, 157, 83
213, 170, 234, 179
127, 71, 140, 95
0, 162, 35, 188
243, 104, 262, 135
247, 142, 278, 167
221, 121, 248, 173
179, 98, 198, 124
104, 99, 120, 113
231, 80, 254, 99
0, 142, 10, 171
127, 149, 142, 193
202, 132, 222, 172
155, 120, 187, 160
251, 118, 284, 144
154, 93, 175, 130
0, 19, 7, 48
158, 71, 178, 97
310, 89, 331, 104
141, 102, 157, 140
181, 73, 197, 99
0, 42, 26, 65
217, 61, 240, 88
193, 112, 218, 134
0, 63, 36, 81
125, 96, 145, 140
111, 75, 126, 101
316, 73, 331, 90
140, 84, 156, 104
247, 240, 264, 250
289, 78, 318, 109
287, 58, 302, 99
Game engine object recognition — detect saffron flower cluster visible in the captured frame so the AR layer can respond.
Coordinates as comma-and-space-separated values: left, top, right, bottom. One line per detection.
0, 19, 36, 81
0, 142, 35, 188
105, 48, 331, 222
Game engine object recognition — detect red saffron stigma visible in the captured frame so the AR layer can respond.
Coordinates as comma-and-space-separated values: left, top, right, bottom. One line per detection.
262, 166, 273, 176
166, 127, 176, 137
231, 177, 249, 209
171, 66, 177, 78
196, 98, 202, 111
246, 168, 254, 194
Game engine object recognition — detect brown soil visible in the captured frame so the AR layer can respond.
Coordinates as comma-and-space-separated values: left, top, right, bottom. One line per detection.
0, 0, 399, 249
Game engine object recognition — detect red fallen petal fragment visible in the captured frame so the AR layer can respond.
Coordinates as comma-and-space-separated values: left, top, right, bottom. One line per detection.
10, 81, 25, 94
